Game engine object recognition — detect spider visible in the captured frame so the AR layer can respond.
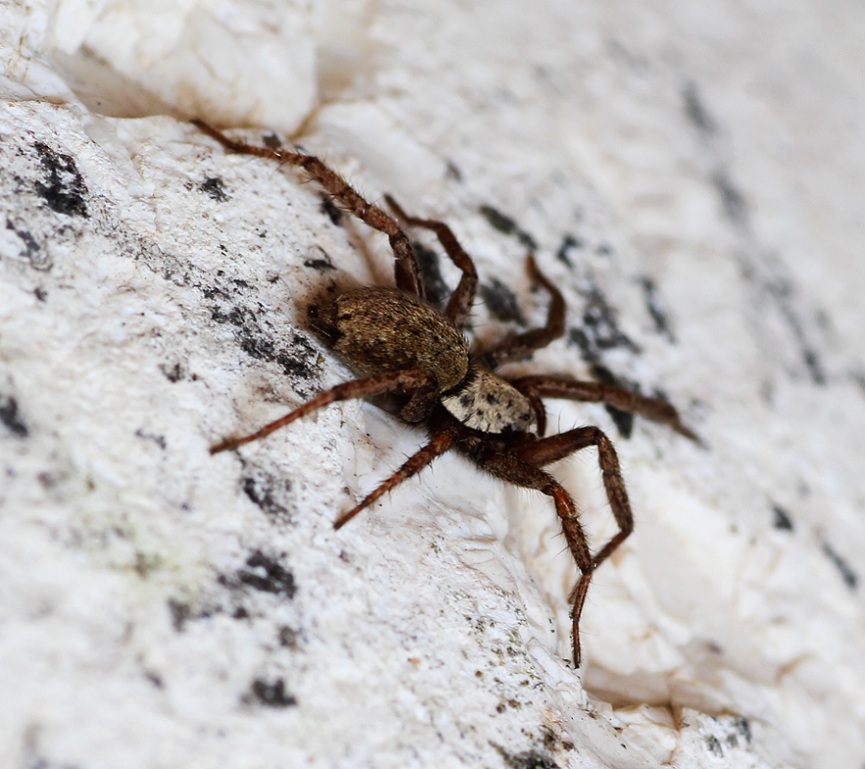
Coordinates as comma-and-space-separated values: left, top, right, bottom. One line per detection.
196, 120, 697, 666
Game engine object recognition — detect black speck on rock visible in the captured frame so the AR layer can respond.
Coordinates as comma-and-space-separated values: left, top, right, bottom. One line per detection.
0, 395, 28, 437
568, 282, 640, 363
705, 734, 724, 757
445, 159, 463, 182
555, 233, 582, 267
249, 678, 297, 708
210, 304, 318, 379
414, 239, 450, 309
639, 276, 675, 342
480, 278, 525, 325
304, 249, 336, 271
771, 504, 794, 532
235, 550, 297, 598
498, 747, 560, 769
754, 259, 827, 386
242, 470, 293, 522
478, 204, 537, 250
821, 541, 858, 590
711, 170, 748, 228
159, 361, 186, 383
32, 141, 89, 218
730, 717, 752, 745
199, 176, 229, 201
319, 194, 344, 226
134, 429, 167, 450
167, 598, 214, 631
682, 81, 717, 136
5, 219, 42, 263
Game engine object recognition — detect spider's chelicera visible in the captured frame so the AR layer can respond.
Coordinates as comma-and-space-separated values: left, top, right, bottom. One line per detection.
197, 120, 697, 666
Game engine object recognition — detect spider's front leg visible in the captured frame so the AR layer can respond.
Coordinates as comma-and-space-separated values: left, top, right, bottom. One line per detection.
193, 120, 424, 298
384, 194, 478, 329
209, 369, 436, 454
209, 369, 459, 530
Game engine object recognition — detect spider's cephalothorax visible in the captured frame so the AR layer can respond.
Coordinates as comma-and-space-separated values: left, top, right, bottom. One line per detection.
198, 121, 697, 666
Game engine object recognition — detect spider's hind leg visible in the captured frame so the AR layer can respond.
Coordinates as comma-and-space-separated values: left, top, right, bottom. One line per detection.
481, 425, 635, 666
510, 375, 699, 441
463, 431, 626, 667
515, 425, 634, 568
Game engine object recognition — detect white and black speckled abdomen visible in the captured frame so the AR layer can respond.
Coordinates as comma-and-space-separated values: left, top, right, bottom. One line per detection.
441, 366, 537, 434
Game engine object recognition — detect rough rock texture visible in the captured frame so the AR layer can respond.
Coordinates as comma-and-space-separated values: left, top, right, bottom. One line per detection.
1, 1, 864, 768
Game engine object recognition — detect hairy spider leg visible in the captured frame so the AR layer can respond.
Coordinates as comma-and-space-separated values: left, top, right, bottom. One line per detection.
193, 120, 424, 298
514, 425, 633, 666
209, 370, 436, 454
383, 194, 479, 329
461, 441, 596, 666
333, 425, 459, 529
481, 255, 566, 369
511, 376, 699, 441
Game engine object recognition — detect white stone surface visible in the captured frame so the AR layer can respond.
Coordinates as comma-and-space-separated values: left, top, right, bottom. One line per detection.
1, 1, 864, 768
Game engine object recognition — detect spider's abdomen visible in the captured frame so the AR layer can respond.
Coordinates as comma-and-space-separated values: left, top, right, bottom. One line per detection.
329, 287, 470, 391
441, 366, 537, 435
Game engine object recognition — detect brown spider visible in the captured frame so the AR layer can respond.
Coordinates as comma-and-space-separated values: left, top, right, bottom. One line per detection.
196, 120, 697, 667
